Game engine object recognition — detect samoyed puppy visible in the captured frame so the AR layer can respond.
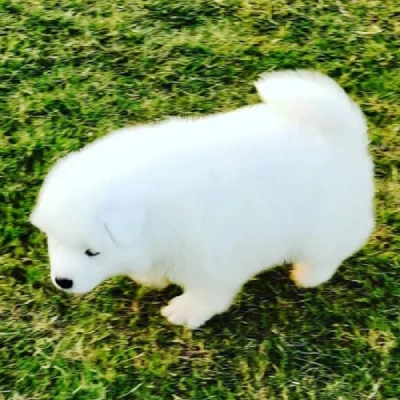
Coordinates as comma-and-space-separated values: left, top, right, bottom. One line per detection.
30, 70, 374, 329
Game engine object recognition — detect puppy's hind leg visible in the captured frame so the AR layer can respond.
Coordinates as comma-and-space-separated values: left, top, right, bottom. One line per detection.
290, 258, 342, 288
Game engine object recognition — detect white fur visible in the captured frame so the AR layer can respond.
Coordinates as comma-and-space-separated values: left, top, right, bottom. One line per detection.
30, 70, 374, 329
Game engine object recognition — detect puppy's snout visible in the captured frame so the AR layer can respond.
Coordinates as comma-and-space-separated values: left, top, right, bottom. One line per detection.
55, 277, 73, 290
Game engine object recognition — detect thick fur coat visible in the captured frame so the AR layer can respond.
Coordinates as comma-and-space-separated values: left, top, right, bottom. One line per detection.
31, 70, 375, 328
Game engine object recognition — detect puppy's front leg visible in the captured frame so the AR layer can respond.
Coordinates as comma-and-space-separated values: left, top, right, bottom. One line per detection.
161, 284, 238, 329
130, 271, 170, 289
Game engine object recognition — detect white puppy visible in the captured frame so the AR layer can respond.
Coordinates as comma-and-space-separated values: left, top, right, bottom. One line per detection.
30, 70, 374, 329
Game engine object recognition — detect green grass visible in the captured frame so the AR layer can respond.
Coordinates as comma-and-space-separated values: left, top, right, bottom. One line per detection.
1, 0, 400, 398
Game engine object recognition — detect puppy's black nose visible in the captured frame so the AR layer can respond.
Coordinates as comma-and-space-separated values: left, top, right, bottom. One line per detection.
55, 277, 73, 290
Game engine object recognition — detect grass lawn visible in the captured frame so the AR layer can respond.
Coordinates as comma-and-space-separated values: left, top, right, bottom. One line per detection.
1, 0, 400, 398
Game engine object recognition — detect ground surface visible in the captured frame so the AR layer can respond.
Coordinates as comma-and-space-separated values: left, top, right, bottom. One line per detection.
1, 0, 400, 399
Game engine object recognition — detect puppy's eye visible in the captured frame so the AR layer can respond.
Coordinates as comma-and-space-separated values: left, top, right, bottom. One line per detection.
85, 249, 100, 257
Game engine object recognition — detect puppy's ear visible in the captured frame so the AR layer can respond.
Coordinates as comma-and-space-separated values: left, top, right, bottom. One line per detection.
99, 205, 146, 248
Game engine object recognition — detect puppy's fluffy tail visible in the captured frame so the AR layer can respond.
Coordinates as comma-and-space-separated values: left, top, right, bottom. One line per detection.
255, 70, 367, 145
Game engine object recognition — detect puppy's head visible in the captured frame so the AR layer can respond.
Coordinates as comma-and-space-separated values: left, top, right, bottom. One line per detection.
30, 154, 147, 294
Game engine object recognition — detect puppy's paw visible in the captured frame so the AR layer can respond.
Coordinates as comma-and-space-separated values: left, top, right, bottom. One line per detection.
291, 262, 336, 288
161, 292, 217, 329
291, 263, 320, 288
